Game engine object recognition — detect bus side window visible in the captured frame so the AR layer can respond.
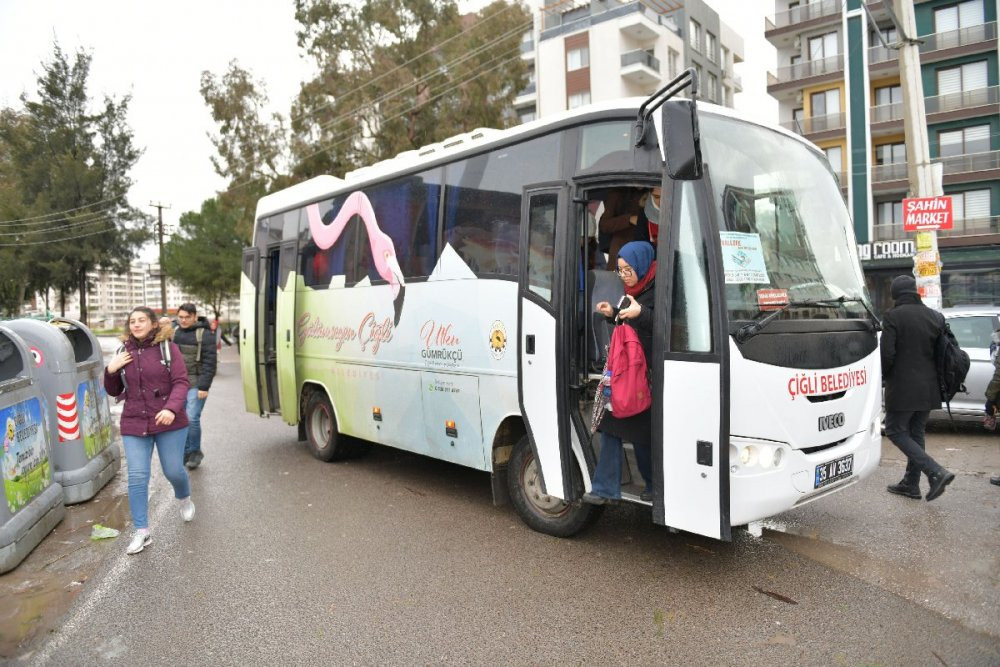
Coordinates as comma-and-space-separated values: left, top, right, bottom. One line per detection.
299, 196, 350, 289
670, 182, 713, 353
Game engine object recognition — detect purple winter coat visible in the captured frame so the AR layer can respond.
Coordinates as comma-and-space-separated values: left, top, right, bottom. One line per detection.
104, 327, 190, 437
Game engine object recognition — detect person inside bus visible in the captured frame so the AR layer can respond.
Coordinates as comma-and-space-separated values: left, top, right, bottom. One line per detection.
598, 188, 647, 270
584, 241, 657, 504
644, 187, 662, 246
104, 307, 195, 555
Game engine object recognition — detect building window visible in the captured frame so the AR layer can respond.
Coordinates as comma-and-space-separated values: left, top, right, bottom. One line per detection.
568, 91, 591, 109
689, 18, 702, 51
810, 88, 840, 116
808, 31, 838, 59
707, 73, 718, 101
936, 60, 988, 95
721, 46, 730, 69
950, 189, 991, 221
693, 63, 703, 88
872, 25, 898, 46
939, 124, 990, 157
706, 32, 717, 62
567, 46, 589, 71
668, 48, 679, 78
934, 0, 984, 32
874, 84, 902, 106
823, 146, 843, 171
518, 107, 536, 124
875, 142, 906, 165
876, 200, 903, 225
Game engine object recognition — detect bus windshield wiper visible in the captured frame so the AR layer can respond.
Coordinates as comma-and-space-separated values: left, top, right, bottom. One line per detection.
734, 299, 848, 343
735, 295, 882, 343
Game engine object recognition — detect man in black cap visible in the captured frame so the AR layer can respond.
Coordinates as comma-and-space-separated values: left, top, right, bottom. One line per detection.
881, 274, 955, 501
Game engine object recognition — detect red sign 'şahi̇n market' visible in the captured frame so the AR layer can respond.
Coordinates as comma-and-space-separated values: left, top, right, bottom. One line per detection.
902, 196, 953, 232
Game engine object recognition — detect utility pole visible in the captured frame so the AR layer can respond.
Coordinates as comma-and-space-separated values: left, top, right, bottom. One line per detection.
893, 0, 944, 310
149, 201, 171, 315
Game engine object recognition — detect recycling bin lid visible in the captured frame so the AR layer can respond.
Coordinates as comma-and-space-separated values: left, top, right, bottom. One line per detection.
0, 325, 34, 389
3, 319, 77, 375
49, 318, 100, 366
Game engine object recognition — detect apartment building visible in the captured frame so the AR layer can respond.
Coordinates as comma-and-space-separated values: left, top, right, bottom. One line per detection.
515, 0, 744, 124
765, 0, 999, 310
46, 262, 196, 329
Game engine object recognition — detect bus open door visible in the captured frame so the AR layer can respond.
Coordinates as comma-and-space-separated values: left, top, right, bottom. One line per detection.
650, 95, 731, 540
516, 184, 580, 505
274, 239, 299, 424
240, 247, 263, 415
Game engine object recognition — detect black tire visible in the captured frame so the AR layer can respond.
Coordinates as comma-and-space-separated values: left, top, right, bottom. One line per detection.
507, 434, 600, 537
303, 390, 351, 462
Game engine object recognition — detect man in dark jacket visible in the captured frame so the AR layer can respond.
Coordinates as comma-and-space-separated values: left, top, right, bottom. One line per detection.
174, 303, 217, 469
881, 275, 955, 501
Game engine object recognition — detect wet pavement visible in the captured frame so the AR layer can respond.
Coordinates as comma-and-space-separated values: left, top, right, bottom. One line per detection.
1, 344, 998, 663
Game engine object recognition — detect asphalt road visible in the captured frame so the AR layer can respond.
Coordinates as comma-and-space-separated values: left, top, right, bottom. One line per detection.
7, 346, 1000, 665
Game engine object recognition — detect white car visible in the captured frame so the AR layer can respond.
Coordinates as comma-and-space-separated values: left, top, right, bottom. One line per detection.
935, 306, 1000, 421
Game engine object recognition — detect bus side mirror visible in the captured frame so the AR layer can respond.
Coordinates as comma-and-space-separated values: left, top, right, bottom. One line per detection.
663, 100, 703, 180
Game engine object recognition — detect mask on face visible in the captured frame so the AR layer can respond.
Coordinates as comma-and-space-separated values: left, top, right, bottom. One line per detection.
644, 194, 660, 225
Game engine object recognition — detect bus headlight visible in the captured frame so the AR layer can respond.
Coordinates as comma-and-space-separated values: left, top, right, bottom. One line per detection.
772, 447, 784, 467
739, 445, 758, 467
759, 445, 774, 469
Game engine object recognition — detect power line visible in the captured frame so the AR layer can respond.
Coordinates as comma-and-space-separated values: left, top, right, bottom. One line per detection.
0, 214, 119, 237
0, 225, 121, 247
0, 195, 126, 226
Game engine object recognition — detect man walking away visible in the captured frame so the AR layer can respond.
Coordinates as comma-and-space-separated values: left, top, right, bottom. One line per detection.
881, 275, 955, 501
174, 303, 217, 469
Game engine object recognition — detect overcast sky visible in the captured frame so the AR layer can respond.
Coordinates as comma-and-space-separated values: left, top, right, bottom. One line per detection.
0, 0, 775, 256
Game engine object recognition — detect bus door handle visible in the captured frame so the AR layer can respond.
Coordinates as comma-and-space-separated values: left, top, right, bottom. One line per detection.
285, 330, 290, 343
525, 335, 535, 355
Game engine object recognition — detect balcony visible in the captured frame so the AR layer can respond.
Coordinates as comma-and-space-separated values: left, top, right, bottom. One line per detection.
872, 161, 908, 183
872, 217, 1000, 241
919, 21, 996, 56
871, 150, 1000, 184
936, 149, 1000, 177
620, 49, 660, 86
722, 70, 742, 93
925, 85, 998, 116
765, 0, 841, 31
767, 54, 843, 87
870, 102, 903, 124
617, 1, 661, 41
780, 112, 845, 135
868, 43, 898, 66
520, 39, 535, 55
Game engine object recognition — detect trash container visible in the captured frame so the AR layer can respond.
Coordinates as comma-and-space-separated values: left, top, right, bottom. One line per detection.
4, 318, 119, 504
0, 324, 65, 574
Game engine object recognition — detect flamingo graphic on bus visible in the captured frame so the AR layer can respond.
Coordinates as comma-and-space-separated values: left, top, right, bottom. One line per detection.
305, 192, 407, 325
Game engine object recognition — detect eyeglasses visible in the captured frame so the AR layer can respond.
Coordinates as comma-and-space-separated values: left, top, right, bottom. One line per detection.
616, 266, 635, 277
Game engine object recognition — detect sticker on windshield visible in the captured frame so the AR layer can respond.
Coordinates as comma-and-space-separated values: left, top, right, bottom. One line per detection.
720, 232, 769, 284
756, 288, 789, 310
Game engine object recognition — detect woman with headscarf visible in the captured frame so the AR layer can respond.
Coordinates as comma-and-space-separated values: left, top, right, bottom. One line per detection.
585, 241, 656, 504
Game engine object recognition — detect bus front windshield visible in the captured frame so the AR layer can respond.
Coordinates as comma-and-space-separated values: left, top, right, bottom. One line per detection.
699, 114, 870, 321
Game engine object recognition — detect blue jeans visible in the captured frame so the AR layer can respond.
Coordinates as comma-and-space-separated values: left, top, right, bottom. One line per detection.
184, 387, 207, 457
123, 428, 191, 530
591, 432, 653, 498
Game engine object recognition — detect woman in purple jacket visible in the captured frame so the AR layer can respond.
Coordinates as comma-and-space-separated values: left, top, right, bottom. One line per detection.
104, 307, 195, 554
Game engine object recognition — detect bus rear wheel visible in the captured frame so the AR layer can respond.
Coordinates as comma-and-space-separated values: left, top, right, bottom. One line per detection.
303, 390, 353, 462
507, 434, 599, 537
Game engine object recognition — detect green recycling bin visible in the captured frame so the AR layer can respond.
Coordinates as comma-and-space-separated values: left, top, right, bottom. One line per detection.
0, 324, 65, 574
5, 318, 119, 504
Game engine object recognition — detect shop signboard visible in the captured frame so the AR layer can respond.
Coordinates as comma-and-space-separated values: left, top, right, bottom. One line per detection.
902, 196, 953, 232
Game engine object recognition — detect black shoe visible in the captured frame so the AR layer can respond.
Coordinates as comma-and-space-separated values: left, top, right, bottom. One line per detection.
926, 470, 955, 502
582, 492, 608, 505
185, 451, 203, 470
639, 490, 653, 502
991, 475, 1000, 487
886, 483, 921, 499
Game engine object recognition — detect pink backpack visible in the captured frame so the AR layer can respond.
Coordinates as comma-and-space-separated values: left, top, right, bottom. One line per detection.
607, 323, 651, 418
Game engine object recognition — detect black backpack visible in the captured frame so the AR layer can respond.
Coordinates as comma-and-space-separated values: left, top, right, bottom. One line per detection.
935, 321, 971, 416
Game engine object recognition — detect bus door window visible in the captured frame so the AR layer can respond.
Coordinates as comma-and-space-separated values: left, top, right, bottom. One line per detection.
525, 194, 557, 301
670, 181, 713, 353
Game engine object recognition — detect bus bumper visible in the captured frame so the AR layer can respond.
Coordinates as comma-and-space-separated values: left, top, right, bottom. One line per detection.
729, 423, 882, 527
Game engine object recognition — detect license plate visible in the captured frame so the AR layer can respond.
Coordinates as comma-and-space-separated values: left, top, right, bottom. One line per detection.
814, 454, 853, 489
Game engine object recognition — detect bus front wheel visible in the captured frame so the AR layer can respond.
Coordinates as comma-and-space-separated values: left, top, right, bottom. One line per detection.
303, 391, 350, 462
507, 434, 599, 537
